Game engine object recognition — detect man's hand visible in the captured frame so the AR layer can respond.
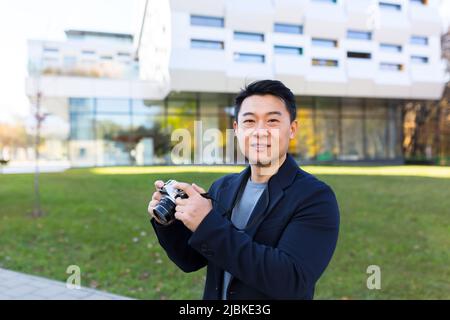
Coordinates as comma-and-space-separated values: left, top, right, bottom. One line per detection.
174, 182, 213, 232
147, 180, 167, 225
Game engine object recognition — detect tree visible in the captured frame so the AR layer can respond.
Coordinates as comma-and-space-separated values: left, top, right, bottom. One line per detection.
402, 27, 450, 165
32, 91, 50, 218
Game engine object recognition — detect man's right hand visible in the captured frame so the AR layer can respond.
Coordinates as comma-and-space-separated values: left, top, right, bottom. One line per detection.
148, 180, 166, 225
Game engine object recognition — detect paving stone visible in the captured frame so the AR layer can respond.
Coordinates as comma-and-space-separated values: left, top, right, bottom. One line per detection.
0, 268, 132, 300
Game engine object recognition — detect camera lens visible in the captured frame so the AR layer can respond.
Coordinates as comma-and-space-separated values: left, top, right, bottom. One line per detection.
153, 196, 176, 225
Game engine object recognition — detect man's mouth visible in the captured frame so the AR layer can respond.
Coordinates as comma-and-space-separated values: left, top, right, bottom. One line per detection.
250, 144, 271, 150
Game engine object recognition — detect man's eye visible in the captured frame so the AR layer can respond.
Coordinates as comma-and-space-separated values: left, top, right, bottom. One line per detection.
268, 119, 279, 123
243, 119, 255, 123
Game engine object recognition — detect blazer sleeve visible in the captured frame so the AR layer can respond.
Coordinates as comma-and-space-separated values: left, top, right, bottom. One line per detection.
187, 184, 340, 298
151, 218, 207, 273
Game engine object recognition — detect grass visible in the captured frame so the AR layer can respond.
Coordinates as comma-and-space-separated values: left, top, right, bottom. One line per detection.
0, 165, 449, 299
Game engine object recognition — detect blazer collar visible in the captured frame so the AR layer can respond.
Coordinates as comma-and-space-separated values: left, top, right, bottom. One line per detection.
217, 153, 300, 236
213, 154, 300, 294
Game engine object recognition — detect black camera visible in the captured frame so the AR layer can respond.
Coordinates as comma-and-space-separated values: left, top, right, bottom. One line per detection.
153, 180, 188, 225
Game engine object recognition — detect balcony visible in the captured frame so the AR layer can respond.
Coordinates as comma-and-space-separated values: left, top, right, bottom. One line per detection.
409, 2, 441, 36
304, 1, 346, 39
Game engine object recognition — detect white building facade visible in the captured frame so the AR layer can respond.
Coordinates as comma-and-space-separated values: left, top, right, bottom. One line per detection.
26, 0, 446, 166
26, 30, 169, 166
153, 0, 443, 99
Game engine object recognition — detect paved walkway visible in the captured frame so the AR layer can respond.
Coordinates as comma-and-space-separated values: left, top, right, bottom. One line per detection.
0, 161, 70, 174
0, 268, 132, 300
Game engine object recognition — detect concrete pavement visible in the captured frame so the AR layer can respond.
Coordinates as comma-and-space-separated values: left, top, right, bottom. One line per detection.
0, 268, 132, 300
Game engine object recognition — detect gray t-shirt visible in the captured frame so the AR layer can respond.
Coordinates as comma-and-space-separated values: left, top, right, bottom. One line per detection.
222, 178, 267, 300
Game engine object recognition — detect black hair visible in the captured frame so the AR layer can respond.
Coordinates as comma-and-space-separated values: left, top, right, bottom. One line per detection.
234, 79, 297, 122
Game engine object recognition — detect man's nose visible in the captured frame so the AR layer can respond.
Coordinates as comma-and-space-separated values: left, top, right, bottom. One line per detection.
251, 125, 269, 137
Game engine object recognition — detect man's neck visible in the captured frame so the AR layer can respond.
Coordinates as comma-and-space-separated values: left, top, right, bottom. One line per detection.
250, 154, 287, 184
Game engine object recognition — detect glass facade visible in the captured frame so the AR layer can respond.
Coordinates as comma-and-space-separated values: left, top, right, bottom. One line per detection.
68, 93, 404, 166
288, 96, 402, 162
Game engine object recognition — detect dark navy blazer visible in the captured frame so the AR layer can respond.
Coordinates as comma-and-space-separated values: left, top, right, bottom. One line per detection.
151, 154, 340, 300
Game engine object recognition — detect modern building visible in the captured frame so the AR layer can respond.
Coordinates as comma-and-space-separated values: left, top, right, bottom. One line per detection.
26, 29, 168, 166
26, 0, 446, 166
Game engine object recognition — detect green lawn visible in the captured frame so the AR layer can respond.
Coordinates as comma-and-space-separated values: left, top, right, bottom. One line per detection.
0, 166, 449, 299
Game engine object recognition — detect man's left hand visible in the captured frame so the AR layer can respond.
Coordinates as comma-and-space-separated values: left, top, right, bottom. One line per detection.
174, 182, 213, 232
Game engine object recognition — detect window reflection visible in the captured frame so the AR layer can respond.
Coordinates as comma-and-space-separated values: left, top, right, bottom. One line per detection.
315, 98, 339, 160
96, 113, 132, 166
66, 94, 403, 165
341, 99, 364, 160
366, 100, 388, 159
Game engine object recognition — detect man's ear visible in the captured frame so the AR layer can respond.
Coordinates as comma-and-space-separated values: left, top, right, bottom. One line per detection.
290, 119, 298, 139
233, 120, 238, 134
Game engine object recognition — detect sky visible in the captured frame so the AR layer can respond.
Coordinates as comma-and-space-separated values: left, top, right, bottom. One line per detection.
0, 0, 449, 124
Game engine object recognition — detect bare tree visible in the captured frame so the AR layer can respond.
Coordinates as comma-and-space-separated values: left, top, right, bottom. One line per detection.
32, 91, 49, 218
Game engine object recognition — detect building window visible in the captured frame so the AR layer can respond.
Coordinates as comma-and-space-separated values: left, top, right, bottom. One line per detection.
347, 52, 372, 59
380, 63, 403, 71
380, 43, 402, 53
274, 45, 303, 55
379, 2, 402, 11
234, 31, 264, 42
291, 98, 315, 160
312, 0, 337, 3
311, 38, 338, 48
312, 58, 338, 67
365, 99, 389, 159
274, 23, 303, 34
191, 39, 224, 50
117, 52, 131, 57
43, 47, 59, 53
42, 57, 58, 66
167, 99, 196, 116
341, 99, 365, 160
132, 99, 164, 116
411, 55, 429, 64
70, 113, 95, 140
96, 113, 133, 166
78, 148, 87, 158
69, 98, 94, 113
100, 55, 113, 60
80, 59, 96, 65
315, 98, 340, 161
81, 50, 95, 58
347, 30, 372, 40
190, 15, 224, 28
410, 35, 428, 46
234, 53, 265, 63
97, 98, 130, 113
410, 0, 427, 5
63, 56, 77, 68
69, 98, 95, 141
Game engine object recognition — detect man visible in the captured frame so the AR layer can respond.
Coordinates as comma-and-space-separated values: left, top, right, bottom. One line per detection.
148, 80, 340, 300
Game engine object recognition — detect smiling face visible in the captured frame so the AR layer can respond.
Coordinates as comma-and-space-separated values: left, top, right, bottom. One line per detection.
233, 94, 297, 167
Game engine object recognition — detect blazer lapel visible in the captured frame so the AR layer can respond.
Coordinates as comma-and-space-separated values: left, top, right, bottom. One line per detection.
215, 166, 250, 219
245, 154, 300, 238
212, 165, 250, 296
211, 154, 300, 298
244, 174, 284, 238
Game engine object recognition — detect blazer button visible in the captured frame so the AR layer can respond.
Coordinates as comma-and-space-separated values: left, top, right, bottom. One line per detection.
200, 243, 208, 252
